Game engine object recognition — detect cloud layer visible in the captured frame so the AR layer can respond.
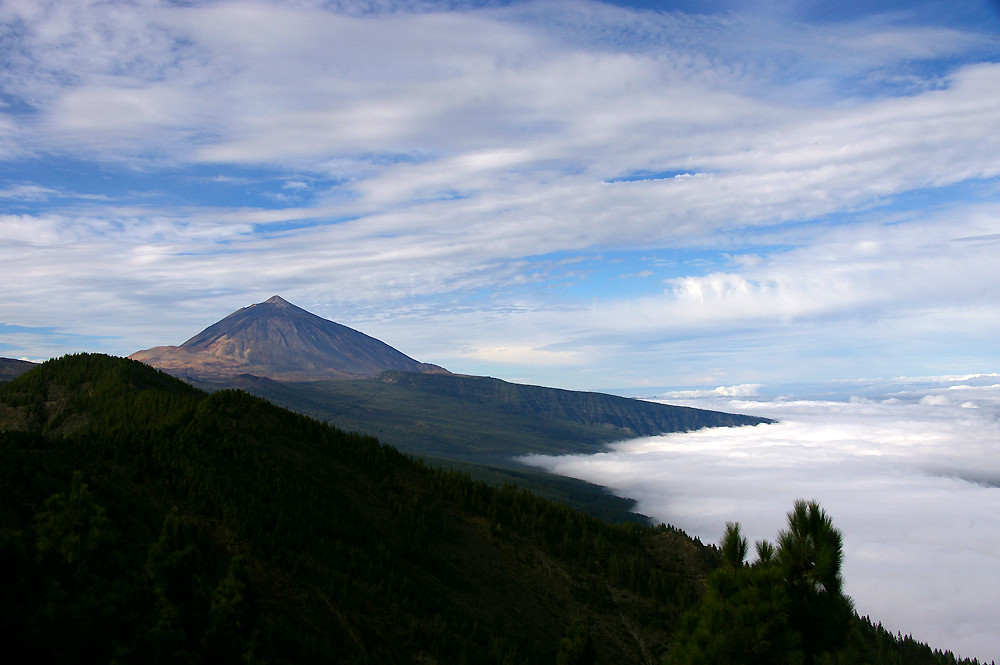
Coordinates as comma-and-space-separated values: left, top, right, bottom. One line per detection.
521, 376, 1000, 660
1, 0, 999, 388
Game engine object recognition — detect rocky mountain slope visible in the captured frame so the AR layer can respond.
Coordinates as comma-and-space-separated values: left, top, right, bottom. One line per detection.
130, 295, 447, 380
5, 298, 771, 523
243, 370, 770, 462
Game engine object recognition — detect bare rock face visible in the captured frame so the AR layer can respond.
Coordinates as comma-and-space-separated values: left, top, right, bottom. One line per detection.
130, 296, 448, 381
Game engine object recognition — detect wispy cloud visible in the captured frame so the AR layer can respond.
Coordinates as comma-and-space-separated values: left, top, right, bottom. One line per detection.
0, 183, 60, 200
0, 0, 998, 388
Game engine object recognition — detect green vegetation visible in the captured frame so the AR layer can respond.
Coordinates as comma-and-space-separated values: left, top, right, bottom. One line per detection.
0, 354, 990, 665
199, 369, 770, 522
0, 354, 708, 664
667, 504, 853, 664
218, 371, 769, 463
665, 503, 985, 665
420, 456, 650, 525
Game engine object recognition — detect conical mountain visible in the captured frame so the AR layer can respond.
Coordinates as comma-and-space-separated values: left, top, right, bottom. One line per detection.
130, 295, 447, 381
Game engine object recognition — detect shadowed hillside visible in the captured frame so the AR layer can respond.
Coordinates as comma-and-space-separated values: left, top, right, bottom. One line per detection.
0, 357, 36, 382
0, 354, 986, 665
126, 296, 771, 499
5, 293, 771, 525
0, 354, 711, 664
379, 370, 762, 436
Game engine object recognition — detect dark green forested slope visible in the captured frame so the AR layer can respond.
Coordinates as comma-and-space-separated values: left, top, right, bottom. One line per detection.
0, 354, 988, 665
0, 354, 713, 664
375, 370, 765, 435
206, 370, 770, 524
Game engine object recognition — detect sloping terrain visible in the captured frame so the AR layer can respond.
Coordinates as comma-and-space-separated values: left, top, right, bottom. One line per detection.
0, 354, 983, 665
4, 292, 770, 524
130, 295, 447, 380
0, 354, 711, 664
0, 357, 36, 382
217, 370, 768, 461
379, 369, 763, 438
126, 296, 771, 505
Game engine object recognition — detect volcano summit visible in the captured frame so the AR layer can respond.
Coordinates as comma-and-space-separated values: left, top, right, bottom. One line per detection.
130, 295, 447, 381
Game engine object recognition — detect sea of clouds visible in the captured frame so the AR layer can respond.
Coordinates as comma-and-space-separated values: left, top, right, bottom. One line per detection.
520, 375, 1000, 662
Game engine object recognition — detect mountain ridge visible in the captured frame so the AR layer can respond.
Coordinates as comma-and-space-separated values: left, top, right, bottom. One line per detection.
127, 295, 772, 471
3, 298, 771, 523
376, 369, 761, 436
0, 357, 36, 382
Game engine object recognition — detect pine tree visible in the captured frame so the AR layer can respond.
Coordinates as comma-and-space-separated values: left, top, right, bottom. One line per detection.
776, 500, 853, 665
721, 521, 749, 567
665, 501, 853, 665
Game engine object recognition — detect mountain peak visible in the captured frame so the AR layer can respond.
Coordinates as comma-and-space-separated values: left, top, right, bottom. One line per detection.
130, 297, 448, 381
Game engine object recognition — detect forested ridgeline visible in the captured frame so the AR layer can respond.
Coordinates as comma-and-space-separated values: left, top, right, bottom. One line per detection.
0, 354, 989, 665
203, 368, 771, 465
373, 370, 771, 434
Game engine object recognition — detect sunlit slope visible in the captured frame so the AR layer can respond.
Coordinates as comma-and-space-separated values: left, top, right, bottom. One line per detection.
217, 370, 771, 462
130, 295, 447, 380
125, 295, 769, 462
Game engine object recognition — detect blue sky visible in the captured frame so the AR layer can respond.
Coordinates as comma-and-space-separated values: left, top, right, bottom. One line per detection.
2, 0, 1000, 392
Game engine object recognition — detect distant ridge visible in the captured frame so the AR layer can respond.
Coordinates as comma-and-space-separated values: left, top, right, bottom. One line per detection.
128, 296, 772, 476
0, 357, 37, 382
130, 295, 448, 381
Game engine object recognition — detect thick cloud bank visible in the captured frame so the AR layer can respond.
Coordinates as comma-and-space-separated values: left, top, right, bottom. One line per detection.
521, 376, 1000, 661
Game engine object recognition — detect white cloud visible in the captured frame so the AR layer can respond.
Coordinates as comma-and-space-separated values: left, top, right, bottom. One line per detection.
4, 191, 999, 389
574, 201, 1000, 337
456, 344, 585, 367
1, 0, 999, 388
659, 384, 763, 398
520, 378, 1000, 660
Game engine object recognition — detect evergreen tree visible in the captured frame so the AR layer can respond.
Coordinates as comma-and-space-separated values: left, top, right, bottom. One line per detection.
556, 620, 596, 665
777, 500, 853, 665
34, 470, 112, 567
721, 521, 749, 567
665, 500, 852, 665
665, 543, 790, 664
